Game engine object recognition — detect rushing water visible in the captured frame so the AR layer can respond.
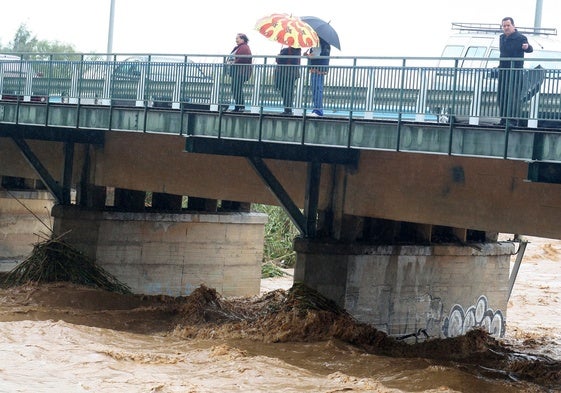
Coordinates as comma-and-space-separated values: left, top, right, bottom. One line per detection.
0, 236, 559, 392
0, 319, 549, 393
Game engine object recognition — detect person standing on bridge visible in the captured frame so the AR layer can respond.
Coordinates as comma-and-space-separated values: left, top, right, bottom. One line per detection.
274, 46, 301, 115
226, 33, 253, 112
304, 37, 331, 117
497, 17, 533, 127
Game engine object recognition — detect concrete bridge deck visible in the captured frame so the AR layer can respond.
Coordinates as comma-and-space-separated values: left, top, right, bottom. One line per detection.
1, 101, 561, 239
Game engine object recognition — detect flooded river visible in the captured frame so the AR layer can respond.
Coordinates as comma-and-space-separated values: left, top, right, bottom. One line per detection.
0, 236, 560, 392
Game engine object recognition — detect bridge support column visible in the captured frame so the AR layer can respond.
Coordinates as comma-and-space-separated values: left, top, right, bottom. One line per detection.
51, 205, 267, 297
0, 188, 55, 270
294, 238, 514, 339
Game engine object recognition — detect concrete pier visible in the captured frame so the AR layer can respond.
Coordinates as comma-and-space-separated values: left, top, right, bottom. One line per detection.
0, 189, 55, 271
51, 205, 267, 297
294, 238, 514, 339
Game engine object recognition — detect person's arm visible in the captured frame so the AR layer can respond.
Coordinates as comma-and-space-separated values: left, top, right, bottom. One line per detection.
234, 45, 252, 64
522, 35, 533, 53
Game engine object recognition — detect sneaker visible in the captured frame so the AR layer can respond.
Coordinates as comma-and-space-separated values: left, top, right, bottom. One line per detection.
312, 110, 323, 116
283, 109, 293, 115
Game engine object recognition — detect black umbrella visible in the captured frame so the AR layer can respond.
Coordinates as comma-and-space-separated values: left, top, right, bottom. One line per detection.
300, 16, 341, 50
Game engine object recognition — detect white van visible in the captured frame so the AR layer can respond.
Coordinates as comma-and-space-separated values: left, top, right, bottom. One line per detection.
432, 23, 561, 125
0, 54, 36, 77
439, 23, 561, 69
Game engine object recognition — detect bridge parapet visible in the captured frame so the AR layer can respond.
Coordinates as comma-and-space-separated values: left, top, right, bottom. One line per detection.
1, 53, 560, 128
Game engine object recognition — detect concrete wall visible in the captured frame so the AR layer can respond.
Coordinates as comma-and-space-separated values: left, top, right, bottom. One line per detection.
52, 205, 267, 297
294, 239, 514, 339
0, 191, 55, 270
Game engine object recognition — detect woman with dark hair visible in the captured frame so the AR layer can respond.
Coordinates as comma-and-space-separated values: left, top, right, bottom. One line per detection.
226, 33, 253, 112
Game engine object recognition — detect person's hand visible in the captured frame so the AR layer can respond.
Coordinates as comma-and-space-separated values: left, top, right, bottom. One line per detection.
522, 43, 529, 50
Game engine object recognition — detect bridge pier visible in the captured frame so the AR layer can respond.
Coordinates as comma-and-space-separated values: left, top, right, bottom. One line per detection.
294, 231, 515, 339
0, 178, 55, 271
51, 204, 267, 297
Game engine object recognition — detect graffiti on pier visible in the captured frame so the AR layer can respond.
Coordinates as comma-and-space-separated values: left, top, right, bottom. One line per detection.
442, 295, 505, 338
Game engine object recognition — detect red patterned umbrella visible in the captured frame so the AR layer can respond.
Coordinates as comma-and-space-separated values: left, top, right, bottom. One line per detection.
255, 13, 319, 48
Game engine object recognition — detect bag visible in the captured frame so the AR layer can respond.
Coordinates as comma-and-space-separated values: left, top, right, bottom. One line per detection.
224, 55, 234, 77
224, 49, 236, 77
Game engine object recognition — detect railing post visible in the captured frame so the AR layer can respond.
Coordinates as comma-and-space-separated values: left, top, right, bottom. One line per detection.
469, 69, 482, 126
528, 91, 540, 128
171, 58, 184, 110
136, 57, 147, 107
293, 64, 305, 116
23, 58, 33, 101
250, 63, 263, 114
347, 58, 358, 147
210, 62, 225, 111
101, 57, 113, 106
364, 67, 376, 119
69, 61, 80, 105
447, 59, 459, 155
396, 58, 407, 151
415, 68, 428, 122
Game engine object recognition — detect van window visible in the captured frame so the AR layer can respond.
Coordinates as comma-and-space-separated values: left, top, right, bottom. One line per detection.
461, 46, 487, 68
484, 49, 500, 68
439, 45, 464, 67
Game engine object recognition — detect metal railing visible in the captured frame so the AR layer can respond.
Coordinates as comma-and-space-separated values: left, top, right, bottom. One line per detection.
1, 53, 561, 128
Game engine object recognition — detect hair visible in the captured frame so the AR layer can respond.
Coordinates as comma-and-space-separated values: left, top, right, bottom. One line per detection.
237, 33, 249, 43
502, 17, 515, 26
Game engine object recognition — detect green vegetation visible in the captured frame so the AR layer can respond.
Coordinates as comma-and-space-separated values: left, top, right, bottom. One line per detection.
1, 24, 77, 59
253, 204, 299, 278
261, 261, 286, 278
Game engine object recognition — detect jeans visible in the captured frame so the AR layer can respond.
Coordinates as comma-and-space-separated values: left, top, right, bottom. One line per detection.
310, 72, 324, 115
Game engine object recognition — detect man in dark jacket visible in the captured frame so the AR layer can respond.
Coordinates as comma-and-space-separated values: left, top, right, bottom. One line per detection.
498, 17, 533, 126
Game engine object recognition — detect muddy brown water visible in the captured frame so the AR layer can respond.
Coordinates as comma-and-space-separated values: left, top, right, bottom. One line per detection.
0, 281, 559, 393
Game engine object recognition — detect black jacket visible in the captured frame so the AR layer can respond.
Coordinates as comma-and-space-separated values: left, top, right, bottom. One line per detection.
499, 30, 533, 69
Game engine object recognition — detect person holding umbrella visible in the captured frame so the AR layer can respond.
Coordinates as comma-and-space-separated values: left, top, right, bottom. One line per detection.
226, 33, 253, 112
305, 37, 331, 117
274, 46, 301, 115
255, 13, 320, 115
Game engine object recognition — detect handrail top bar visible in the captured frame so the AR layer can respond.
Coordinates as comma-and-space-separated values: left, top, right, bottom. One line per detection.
6, 53, 561, 63
451, 22, 557, 36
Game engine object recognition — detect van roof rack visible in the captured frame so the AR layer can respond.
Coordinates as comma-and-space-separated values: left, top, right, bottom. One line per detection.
451, 22, 557, 36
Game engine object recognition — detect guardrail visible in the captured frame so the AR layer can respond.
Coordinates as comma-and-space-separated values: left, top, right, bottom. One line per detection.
1, 53, 561, 128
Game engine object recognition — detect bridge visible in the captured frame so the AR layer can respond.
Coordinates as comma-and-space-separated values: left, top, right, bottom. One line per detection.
1, 53, 561, 340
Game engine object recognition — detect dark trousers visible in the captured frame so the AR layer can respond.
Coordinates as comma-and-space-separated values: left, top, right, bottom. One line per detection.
275, 67, 298, 111
279, 79, 297, 110
230, 68, 248, 108
497, 68, 524, 120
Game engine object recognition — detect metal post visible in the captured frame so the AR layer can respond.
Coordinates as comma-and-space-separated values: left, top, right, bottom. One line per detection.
107, 0, 116, 58
534, 0, 543, 28
507, 240, 528, 302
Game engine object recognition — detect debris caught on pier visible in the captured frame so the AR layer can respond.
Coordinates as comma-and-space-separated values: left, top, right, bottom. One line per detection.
1, 233, 131, 294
